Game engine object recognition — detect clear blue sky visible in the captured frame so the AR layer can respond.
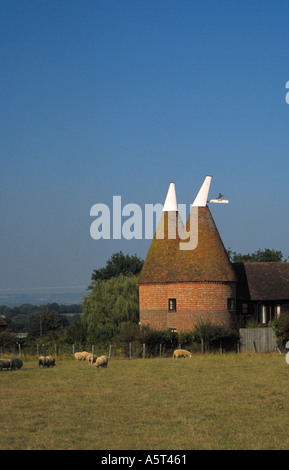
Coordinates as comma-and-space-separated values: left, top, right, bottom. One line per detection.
1, 0, 289, 291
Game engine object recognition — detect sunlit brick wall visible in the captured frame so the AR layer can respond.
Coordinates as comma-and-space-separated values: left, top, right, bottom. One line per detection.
139, 282, 236, 331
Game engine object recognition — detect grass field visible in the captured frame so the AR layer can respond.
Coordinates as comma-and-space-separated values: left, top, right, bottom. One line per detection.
1, 353, 289, 450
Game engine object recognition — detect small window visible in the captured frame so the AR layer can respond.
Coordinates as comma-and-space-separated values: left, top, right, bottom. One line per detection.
168, 298, 176, 311
241, 303, 248, 315
227, 298, 236, 311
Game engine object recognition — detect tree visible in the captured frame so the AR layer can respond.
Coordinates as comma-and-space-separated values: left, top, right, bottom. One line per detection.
28, 311, 67, 339
272, 311, 289, 349
227, 248, 287, 263
64, 318, 87, 344
90, 251, 143, 283
82, 274, 140, 343
0, 331, 17, 351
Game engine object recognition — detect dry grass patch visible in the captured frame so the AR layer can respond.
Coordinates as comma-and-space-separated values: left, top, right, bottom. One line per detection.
1, 354, 289, 449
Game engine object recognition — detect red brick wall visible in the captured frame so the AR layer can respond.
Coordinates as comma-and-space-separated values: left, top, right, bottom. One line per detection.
139, 282, 236, 331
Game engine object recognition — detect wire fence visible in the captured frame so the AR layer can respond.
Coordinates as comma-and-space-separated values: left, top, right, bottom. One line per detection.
0, 338, 242, 359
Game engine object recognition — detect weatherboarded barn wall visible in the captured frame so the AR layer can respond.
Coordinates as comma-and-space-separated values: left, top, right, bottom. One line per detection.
239, 327, 277, 353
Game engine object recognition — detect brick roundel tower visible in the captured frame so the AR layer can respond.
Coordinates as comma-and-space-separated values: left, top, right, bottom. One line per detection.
138, 177, 237, 332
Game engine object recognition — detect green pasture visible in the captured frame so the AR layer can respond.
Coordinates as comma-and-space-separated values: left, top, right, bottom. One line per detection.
1, 354, 289, 450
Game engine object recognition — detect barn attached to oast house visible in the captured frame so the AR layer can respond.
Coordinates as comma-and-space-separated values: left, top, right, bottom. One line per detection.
138, 177, 238, 332
233, 262, 289, 325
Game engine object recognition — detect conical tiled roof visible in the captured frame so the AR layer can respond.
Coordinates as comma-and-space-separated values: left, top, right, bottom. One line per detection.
177, 205, 237, 282
139, 182, 185, 284
139, 177, 236, 285
139, 210, 185, 284
139, 205, 236, 284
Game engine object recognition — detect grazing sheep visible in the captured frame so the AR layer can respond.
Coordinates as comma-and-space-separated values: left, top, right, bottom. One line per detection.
93, 355, 109, 368
87, 353, 97, 364
173, 349, 192, 359
38, 356, 48, 368
75, 351, 89, 361
39, 356, 56, 368
74, 352, 82, 361
0, 359, 11, 371
46, 356, 56, 367
10, 357, 23, 370
86, 353, 93, 362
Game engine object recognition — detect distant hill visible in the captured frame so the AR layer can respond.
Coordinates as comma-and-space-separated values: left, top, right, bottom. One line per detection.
0, 287, 87, 307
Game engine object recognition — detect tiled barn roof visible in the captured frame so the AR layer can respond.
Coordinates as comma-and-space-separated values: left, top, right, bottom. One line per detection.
233, 262, 289, 301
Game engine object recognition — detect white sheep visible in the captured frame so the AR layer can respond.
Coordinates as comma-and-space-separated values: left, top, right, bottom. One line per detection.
74, 351, 89, 361
93, 355, 109, 368
86, 353, 97, 364
173, 349, 192, 359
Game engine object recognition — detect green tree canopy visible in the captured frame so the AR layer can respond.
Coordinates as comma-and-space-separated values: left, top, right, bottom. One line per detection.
64, 317, 87, 344
82, 274, 139, 343
90, 251, 143, 283
272, 311, 289, 349
28, 311, 67, 339
227, 248, 287, 263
